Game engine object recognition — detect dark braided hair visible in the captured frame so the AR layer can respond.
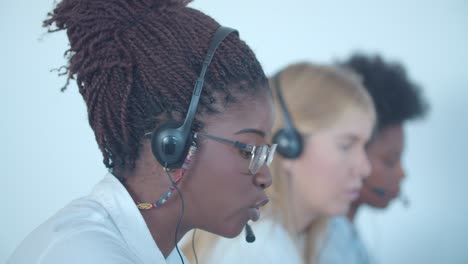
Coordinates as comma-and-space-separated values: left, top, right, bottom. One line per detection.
43, 0, 268, 172
339, 53, 429, 131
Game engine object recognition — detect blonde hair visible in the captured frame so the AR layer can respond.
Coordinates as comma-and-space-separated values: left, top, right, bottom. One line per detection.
269, 62, 375, 263
183, 62, 375, 263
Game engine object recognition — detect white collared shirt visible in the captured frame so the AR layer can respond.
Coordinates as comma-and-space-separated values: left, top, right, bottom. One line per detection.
8, 173, 188, 264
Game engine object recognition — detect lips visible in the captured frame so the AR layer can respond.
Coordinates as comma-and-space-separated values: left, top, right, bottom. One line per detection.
346, 185, 362, 201
346, 189, 360, 201
253, 198, 269, 209
249, 208, 260, 221
248, 198, 269, 222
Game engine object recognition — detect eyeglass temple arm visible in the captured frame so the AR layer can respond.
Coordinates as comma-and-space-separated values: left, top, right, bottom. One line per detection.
195, 132, 251, 150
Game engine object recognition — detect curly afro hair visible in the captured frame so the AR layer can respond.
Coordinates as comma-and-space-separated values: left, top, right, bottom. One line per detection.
339, 53, 429, 131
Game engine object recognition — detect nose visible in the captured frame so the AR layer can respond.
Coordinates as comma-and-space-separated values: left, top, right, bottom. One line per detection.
396, 162, 406, 181
253, 165, 273, 189
358, 149, 372, 179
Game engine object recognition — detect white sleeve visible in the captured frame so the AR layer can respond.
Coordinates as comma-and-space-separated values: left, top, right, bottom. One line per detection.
37, 230, 143, 264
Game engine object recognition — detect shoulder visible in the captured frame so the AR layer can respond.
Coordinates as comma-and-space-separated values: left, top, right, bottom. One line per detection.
39, 228, 138, 264
8, 198, 139, 264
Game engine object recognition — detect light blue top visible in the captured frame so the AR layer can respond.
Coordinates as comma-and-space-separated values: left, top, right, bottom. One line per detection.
319, 216, 372, 264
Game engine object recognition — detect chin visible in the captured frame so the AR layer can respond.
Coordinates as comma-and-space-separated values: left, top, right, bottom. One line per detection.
220, 226, 244, 239
213, 220, 246, 239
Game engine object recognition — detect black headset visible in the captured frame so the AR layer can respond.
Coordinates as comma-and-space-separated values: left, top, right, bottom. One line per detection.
271, 71, 304, 159
151, 26, 237, 169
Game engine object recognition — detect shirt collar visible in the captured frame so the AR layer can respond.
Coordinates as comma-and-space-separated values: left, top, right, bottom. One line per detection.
89, 173, 168, 263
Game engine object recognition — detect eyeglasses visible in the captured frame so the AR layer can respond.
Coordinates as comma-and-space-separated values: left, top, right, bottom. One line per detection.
195, 132, 277, 175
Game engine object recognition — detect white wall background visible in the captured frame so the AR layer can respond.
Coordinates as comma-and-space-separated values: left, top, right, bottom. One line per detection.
1, 0, 467, 263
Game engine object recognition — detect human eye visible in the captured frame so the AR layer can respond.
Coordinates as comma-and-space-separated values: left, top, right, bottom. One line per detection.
339, 141, 354, 151
383, 156, 398, 168
239, 149, 253, 159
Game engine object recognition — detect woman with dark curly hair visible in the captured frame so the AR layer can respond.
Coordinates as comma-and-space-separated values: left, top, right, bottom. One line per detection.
319, 53, 429, 264
8, 0, 276, 263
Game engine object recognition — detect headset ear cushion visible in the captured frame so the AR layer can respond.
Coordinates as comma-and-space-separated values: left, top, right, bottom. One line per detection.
272, 128, 303, 159
151, 120, 191, 168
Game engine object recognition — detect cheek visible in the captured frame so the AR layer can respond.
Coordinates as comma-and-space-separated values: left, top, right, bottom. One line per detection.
191, 145, 252, 209
368, 158, 394, 186
311, 148, 349, 189
294, 151, 346, 208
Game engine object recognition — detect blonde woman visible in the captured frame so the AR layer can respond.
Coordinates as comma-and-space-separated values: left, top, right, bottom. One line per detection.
319, 54, 429, 264
183, 62, 376, 263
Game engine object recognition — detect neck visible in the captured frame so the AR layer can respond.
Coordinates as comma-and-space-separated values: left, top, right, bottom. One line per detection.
121, 166, 191, 257
291, 187, 317, 234
119, 142, 194, 258
140, 199, 189, 257
347, 200, 360, 222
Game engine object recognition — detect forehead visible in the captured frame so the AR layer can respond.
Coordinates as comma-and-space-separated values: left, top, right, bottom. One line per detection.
323, 107, 375, 138
202, 93, 275, 137
370, 124, 404, 151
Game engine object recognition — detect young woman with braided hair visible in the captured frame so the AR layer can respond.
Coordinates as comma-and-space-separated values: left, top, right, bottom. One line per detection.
8, 0, 277, 263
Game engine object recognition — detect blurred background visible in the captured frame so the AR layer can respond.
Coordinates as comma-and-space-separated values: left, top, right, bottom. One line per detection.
1, 0, 467, 263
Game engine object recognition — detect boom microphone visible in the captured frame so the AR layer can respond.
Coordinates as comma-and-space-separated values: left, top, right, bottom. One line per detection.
245, 223, 255, 243
365, 182, 409, 208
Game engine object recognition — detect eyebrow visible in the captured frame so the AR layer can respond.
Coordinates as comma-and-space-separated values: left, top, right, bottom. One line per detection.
339, 134, 360, 142
234, 128, 266, 138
